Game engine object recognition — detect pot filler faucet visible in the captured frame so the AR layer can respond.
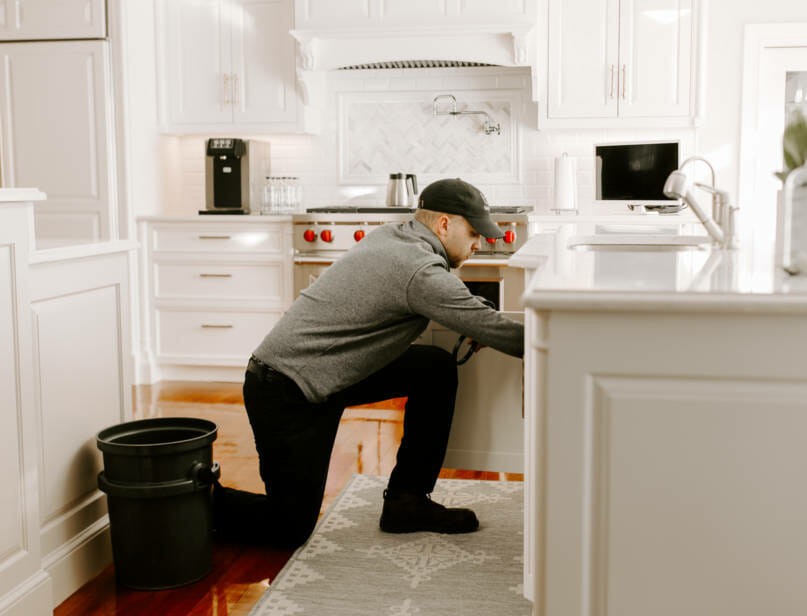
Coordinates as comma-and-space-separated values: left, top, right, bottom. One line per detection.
663, 156, 738, 249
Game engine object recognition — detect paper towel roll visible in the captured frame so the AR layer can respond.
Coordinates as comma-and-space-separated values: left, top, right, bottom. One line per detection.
553, 153, 578, 212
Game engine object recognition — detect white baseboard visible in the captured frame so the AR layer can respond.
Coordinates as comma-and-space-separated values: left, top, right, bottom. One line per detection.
158, 364, 246, 383
0, 570, 52, 616
42, 517, 112, 608
443, 449, 524, 475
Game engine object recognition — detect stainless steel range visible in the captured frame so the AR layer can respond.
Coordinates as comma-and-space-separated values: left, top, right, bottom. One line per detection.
294, 205, 530, 256
292, 206, 532, 304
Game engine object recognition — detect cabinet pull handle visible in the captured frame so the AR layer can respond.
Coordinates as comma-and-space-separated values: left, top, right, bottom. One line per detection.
232, 73, 239, 106
222, 73, 230, 106
622, 64, 627, 99
201, 324, 233, 329
609, 64, 615, 99
199, 273, 232, 278
198, 235, 231, 240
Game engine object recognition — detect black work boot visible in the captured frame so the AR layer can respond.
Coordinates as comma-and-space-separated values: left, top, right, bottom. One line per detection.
379, 490, 479, 534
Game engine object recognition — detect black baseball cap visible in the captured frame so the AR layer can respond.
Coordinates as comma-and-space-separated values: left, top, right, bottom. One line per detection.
418, 178, 503, 239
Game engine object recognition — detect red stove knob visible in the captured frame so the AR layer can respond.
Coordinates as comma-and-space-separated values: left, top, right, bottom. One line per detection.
503, 230, 516, 244
320, 229, 334, 243
354, 229, 366, 242
486, 237, 497, 244
303, 229, 317, 242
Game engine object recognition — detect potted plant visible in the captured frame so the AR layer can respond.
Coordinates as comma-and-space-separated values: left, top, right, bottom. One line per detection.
776, 110, 807, 274
775, 110, 807, 183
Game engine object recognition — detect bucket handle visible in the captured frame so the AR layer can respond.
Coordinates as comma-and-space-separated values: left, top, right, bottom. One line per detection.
192, 461, 221, 485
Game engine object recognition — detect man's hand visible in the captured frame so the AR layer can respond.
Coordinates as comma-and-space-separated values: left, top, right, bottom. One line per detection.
468, 340, 486, 353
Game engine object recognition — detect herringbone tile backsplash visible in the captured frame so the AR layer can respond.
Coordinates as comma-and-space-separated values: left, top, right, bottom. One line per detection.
345, 100, 513, 178
170, 67, 696, 212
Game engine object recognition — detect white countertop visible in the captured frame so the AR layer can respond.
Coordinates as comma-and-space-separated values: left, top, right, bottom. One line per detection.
137, 214, 293, 222
0, 188, 46, 203
512, 222, 807, 313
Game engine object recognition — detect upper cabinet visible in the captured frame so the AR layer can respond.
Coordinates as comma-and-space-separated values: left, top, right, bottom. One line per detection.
294, 0, 535, 29
539, 0, 701, 128
0, 41, 116, 244
0, 0, 106, 40
156, 0, 299, 134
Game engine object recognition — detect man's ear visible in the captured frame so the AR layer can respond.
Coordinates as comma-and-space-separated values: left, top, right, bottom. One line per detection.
435, 214, 450, 237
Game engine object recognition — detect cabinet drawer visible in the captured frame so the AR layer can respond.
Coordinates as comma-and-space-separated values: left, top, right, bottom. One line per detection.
154, 262, 286, 301
156, 310, 280, 361
152, 226, 286, 254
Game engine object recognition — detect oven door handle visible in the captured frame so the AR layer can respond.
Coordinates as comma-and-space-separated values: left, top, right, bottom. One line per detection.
452, 335, 479, 366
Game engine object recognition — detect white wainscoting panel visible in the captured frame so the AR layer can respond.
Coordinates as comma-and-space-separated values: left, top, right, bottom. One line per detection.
586, 376, 807, 616
32, 285, 120, 528
28, 247, 133, 606
0, 246, 24, 571
0, 198, 51, 616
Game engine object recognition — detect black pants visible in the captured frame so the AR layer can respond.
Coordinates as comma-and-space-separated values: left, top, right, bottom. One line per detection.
214, 344, 458, 548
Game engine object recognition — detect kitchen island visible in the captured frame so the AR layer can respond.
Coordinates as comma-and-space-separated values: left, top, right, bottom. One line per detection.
512, 225, 807, 616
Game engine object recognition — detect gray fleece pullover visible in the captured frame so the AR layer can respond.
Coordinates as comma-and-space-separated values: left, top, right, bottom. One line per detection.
253, 219, 524, 403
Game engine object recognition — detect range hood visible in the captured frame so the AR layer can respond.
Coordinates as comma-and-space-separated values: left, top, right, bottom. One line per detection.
289, 25, 534, 71
289, 24, 537, 132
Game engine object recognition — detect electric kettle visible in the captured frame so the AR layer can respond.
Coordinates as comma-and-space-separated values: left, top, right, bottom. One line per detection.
386, 173, 418, 207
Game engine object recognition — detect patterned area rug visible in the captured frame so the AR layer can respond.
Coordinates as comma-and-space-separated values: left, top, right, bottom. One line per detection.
249, 475, 531, 616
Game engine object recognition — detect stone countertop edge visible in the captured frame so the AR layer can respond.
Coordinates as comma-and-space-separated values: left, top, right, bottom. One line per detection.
0, 188, 47, 203
136, 214, 294, 222
30, 239, 139, 265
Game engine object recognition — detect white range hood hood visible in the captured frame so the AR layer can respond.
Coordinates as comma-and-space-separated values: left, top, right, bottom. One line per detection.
289, 25, 534, 71
289, 23, 537, 131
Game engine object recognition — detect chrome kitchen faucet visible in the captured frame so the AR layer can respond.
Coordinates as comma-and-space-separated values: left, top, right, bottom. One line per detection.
663, 161, 738, 249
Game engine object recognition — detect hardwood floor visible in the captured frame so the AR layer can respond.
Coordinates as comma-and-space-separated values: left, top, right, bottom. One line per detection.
55, 382, 522, 616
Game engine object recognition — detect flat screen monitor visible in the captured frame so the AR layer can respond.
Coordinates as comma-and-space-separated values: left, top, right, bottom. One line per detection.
595, 141, 679, 206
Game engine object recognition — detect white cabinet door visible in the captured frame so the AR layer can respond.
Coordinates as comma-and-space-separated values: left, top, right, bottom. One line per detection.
295, 0, 534, 28
419, 314, 525, 474
0, 41, 115, 243
232, 0, 297, 125
294, 0, 371, 27
618, 0, 693, 118
0, 0, 105, 40
158, 0, 299, 132
162, 0, 233, 126
547, 0, 619, 119
543, 0, 697, 125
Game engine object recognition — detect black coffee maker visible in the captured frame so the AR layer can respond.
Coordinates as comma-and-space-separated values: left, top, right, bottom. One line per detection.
202, 138, 268, 215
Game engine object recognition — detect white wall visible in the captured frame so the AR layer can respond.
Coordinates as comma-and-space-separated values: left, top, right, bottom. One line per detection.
700, 0, 807, 206
122, 0, 182, 221
122, 1, 807, 219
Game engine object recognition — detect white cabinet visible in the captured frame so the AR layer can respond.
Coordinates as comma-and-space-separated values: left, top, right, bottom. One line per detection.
294, 0, 535, 28
422, 315, 524, 474
138, 217, 294, 383
0, 191, 135, 615
541, 0, 700, 127
156, 0, 299, 133
523, 306, 807, 615
0, 194, 50, 616
0, 0, 106, 40
0, 41, 116, 244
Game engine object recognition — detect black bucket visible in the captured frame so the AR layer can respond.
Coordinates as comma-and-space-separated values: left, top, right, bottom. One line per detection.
96, 417, 220, 590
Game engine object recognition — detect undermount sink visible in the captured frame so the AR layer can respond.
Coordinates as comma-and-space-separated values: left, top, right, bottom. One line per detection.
567, 234, 712, 252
